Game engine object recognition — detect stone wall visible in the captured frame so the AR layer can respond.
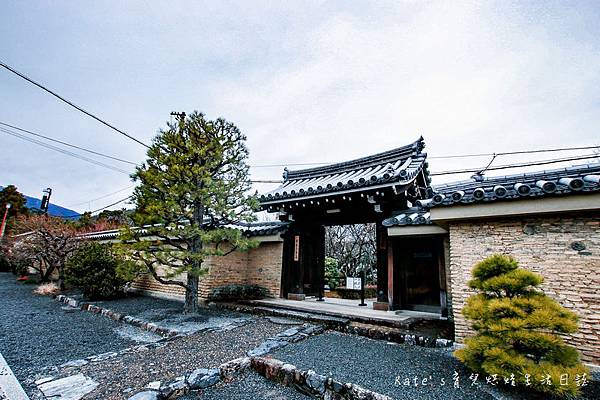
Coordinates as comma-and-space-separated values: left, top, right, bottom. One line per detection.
130, 240, 284, 301
448, 213, 600, 365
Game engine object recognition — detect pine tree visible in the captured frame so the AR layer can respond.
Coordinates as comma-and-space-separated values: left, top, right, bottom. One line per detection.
119, 112, 259, 313
455, 254, 589, 397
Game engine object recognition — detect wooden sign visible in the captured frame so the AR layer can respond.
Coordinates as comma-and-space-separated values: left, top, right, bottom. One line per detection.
293, 235, 300, 261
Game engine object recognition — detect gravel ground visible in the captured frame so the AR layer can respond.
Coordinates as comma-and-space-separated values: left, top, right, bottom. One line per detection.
272, 332, 600, 400
181, 370, 312, 400
0, 273, 139, 395
68, 317, 297, 399
92, 295, 235, 318
94, 295, 251, 334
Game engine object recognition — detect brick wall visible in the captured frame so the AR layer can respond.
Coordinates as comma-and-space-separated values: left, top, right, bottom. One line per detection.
448, 213, 600, 365
130, 240, 284, 301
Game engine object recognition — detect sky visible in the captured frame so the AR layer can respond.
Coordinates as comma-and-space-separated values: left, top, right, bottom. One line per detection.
1, 1, 599, 214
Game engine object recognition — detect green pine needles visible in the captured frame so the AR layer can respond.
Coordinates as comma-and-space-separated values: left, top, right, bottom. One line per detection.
118, 112, 259, 313
455, 254, 589, 398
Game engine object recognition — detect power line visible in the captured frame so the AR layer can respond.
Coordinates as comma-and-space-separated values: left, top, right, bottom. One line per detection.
0, 60, 150, 149
66, 185, 136, 208
249, 144, 600, 167
246, 153, 600, 182
62, 195, 133, 219
430, 153, 600, 176
0, 127, 131, 175
0, 121, 138, 165
1, 125, 277, 184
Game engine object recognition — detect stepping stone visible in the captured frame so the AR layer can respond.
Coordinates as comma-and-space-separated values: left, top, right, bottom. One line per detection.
38, 374, 98, 400
128, 390, 159, 400
265, 316, 301, 325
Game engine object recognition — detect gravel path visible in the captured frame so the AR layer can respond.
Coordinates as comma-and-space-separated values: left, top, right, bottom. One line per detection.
181, 371, 311, 400
93, 295, 238, 318
0, 273, 139, 395
68, 317, 297, 399
273, 332, 600, 400
93, 295, 250, 334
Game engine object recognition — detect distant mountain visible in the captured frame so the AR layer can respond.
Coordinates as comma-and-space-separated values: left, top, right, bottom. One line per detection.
0, 186, 80, 218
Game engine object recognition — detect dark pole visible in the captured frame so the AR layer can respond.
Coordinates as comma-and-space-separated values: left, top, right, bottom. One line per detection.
317, 226, 325, 301
358, 269, 367, 306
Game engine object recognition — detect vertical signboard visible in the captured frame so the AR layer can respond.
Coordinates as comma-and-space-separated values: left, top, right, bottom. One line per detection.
293, 235, 300, 261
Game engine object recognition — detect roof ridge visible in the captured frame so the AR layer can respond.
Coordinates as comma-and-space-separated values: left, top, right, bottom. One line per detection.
284, 137, 425, 181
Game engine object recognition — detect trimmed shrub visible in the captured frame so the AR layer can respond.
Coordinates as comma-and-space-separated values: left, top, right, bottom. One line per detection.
208, 284, 269, 302
334, 287, 377, 299
65, 242, 128, 300
455, 254, 589, 398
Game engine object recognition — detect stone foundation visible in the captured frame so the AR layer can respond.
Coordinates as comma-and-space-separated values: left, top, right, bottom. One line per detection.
448, 214, 600, 365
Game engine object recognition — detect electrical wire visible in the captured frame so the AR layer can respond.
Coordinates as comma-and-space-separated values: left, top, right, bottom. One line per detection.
430, 153, 600, 176
66, 185, 136, 208
0, 60, 150, 149
62, 195, 133, 219
0, 121, 138, 165
0, 127, 132, 175
249, 144, 600, 167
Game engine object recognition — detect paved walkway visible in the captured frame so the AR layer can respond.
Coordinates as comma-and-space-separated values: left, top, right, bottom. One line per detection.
249, 297, 441, 324
0, 351, 29, 400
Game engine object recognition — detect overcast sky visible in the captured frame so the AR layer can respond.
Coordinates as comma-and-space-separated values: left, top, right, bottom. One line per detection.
1, 1, 599, 214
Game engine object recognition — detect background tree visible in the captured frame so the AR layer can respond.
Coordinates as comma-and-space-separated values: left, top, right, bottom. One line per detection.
324, 256, 341, 290
325, 224, 377, 284
0, 185, 29, 232
119, 111, 259, 313
455, 254, 589, 398
7, 214, 80, 287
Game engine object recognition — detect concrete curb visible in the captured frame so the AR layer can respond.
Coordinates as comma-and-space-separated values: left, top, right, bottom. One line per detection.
0, 351, 30, 400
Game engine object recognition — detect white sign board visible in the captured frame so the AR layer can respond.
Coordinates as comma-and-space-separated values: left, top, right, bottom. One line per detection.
346, 277, 362, 290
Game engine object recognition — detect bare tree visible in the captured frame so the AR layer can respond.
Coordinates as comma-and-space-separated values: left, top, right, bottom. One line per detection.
7, 215, 82, 288
325, 224, 377, 284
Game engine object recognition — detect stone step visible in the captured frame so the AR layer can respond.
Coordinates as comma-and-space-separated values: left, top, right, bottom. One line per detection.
251, 306, 350, 327
242, 300, 415, 330
345, 321, 454, 348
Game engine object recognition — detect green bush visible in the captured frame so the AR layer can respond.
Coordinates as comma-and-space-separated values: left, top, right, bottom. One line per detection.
334, 287, 377, 299
455, 254, 589, 398
324, 257, 341, 290
208, 284, 269, 301
65, 242, 129, 300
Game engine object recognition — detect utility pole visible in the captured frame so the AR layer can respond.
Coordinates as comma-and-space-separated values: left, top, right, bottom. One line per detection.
170, 111, 186, 125
0, 203, 11, 239
40, 188, 52, 214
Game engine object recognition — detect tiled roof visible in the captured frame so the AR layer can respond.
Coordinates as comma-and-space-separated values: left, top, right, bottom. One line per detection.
382, 163, 600, 228
260, 137, 429, 205
382, 208, 431, 227
79, 221, 289, 240
423, 163, 600, 207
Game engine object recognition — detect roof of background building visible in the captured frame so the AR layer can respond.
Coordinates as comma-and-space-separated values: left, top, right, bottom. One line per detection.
384, 163, 600, 227
79, 221, 289, 241
425, 163, 600, 207
260, 137, 429, 205
382, 208, 431, 227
